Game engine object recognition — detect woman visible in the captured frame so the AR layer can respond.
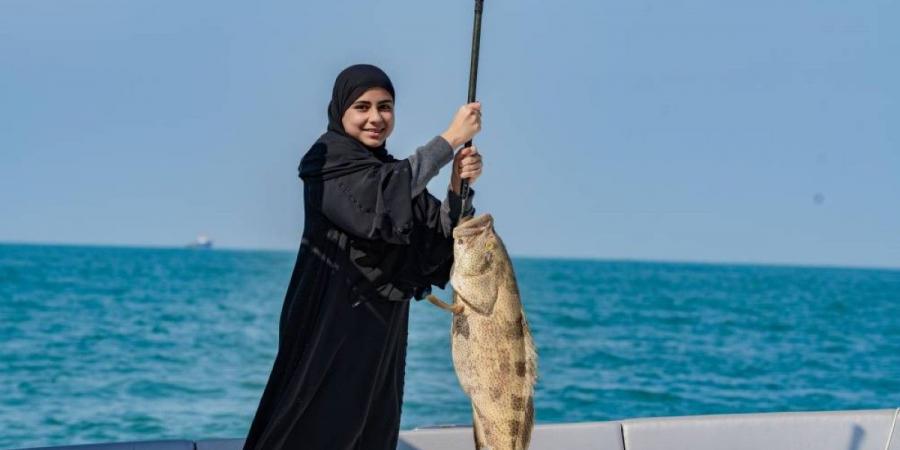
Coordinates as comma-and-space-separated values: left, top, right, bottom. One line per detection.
243, 64, 483, 450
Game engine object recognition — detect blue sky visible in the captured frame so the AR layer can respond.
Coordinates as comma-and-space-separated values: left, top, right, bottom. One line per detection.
1, 0, 898, 268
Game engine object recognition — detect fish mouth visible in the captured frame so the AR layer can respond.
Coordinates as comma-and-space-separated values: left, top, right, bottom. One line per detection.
453, 213, 493, 238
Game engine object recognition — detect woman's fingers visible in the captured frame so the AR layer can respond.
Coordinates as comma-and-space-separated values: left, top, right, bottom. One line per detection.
454, 146, 478, 164
461, 147, 481, 165
460, 160, 483, 171
457, 156, 481, 170
458, 154, 483, 180
466, 102, 481, 119
459, 163, 482, 178
464, 109, 481, 139
469, 103, 482, 128
461, 155, 481, 165
443, 103, 482, 148
460, 170, 481, 181
453, 144, 482, 184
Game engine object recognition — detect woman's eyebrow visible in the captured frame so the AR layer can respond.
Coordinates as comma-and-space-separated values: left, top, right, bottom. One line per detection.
352, 100, 372, 106
377, 100, 394, 105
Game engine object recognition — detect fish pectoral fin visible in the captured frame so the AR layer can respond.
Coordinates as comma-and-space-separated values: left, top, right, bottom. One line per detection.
426, 294, 462, 314
455, 290, 491, 315
454, 272, 501, 315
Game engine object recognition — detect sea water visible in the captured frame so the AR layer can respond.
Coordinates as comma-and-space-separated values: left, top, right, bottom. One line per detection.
1, 243, 898, 448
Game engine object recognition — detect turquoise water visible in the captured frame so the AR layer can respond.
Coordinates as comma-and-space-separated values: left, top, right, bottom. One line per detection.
1, 243, 898, 448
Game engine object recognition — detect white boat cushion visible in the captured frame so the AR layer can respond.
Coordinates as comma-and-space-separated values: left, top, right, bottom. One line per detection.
622, 409, 898, 450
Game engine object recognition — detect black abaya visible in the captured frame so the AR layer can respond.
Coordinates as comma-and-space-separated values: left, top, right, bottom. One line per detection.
243, 65, 466, 450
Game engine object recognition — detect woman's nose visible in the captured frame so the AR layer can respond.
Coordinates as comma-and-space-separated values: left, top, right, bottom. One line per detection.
368, 109, 384, 125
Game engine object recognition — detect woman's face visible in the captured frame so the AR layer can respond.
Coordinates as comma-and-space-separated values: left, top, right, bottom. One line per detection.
341, 87, 395, 148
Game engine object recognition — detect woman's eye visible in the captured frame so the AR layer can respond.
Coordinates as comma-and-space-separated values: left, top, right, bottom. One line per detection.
355, 106, 368, 111
379, 105, 393, 112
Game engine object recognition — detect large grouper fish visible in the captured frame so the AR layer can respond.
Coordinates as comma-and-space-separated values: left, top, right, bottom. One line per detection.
427, 213, 538, 450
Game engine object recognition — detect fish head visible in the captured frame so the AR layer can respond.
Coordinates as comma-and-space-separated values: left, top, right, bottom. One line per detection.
452, 213, 502, 278
451, 213, 510, 315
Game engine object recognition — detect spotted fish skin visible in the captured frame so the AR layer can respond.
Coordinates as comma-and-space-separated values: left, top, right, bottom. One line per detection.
449, 214, 537, 450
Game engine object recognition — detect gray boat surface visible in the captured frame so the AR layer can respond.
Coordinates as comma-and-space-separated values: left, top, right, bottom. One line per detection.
14, 408, 900, 450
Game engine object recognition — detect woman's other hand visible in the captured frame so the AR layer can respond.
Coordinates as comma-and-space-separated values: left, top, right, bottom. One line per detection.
441, 102, 482, 149
451, 145, 483, 194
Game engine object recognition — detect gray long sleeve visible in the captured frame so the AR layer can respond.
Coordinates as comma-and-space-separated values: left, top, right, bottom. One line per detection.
408, 136, 454, 197
406, 135, 475, 235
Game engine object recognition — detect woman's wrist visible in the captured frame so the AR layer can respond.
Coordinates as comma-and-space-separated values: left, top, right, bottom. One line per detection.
440, 131, 464, 149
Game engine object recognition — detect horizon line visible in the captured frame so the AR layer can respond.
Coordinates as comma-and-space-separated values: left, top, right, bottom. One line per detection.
2, 239, 898, 274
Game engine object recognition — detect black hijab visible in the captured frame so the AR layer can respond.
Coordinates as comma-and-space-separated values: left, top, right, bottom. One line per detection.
299, 64, 398, 181
327, 64, 395, 137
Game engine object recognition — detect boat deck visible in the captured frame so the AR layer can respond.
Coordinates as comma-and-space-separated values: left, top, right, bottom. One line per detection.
16, 409, 900, 450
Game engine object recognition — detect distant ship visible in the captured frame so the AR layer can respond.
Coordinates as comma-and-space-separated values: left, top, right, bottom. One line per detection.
186, 234, 213, 249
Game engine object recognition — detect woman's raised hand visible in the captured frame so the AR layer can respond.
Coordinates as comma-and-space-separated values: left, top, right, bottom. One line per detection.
441, 102, 482, 149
